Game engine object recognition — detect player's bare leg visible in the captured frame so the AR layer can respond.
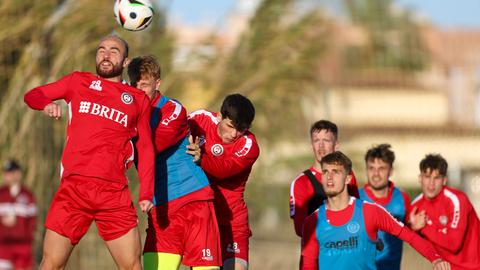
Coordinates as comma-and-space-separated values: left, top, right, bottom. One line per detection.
105, 227, 142, 270
223, 259, 247, 270
39, 229, 74, 270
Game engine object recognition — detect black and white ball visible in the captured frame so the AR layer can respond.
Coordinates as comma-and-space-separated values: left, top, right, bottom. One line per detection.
114, 0, 154, 31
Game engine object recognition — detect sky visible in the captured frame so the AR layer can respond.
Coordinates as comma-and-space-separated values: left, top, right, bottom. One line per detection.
161, 0, 480, 29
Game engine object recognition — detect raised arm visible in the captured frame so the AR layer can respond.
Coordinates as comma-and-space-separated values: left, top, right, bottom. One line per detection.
24, 73, 75, 111
135, 95, 155, 210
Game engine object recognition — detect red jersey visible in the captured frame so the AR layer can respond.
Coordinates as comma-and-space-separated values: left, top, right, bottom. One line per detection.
289, 166, 359, 236
24, 72, 154, 201
0, 185, 36, 244
301, 198, 440, 270
150, 93, 189, 153
410, 186, 480, 270
188, 110, 260, 226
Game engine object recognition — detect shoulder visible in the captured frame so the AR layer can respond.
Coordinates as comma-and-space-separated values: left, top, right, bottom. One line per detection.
189, 109, 218, 124
232, 133, 259, 158
411, 193, 424, 206
20, 186, 35, 198
291, 171, 311, 190
442, 186, 471, 209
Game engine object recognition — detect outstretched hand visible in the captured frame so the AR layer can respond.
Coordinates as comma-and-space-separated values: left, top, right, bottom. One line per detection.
186, 135, 202, 163
139, 200, 153, 213
409, 206, 427, 231
43, 102, 61, 120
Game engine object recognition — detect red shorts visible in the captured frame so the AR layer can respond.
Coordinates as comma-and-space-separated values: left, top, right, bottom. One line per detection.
45, 175, 138, 245
0, 243, 33, 269
219, 223, 251, 263
143, 200, 221, 267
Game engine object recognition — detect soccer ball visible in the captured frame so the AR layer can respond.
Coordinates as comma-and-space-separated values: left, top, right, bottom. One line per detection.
114, 0, 154, 31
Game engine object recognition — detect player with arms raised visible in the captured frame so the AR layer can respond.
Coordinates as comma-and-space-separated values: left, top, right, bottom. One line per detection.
24, 35, 154, 270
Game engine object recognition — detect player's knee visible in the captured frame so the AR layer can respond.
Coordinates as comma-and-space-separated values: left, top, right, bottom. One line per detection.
39, 255, 66, 270
223, 258, 248, 270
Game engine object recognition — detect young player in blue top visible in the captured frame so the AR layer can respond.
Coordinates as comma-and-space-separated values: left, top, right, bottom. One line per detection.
128, 55, 221, 270
301, 151, 450, 270
359, 144, 410, 270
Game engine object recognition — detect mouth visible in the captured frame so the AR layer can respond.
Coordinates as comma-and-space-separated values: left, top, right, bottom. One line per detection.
100, 60, 113, 69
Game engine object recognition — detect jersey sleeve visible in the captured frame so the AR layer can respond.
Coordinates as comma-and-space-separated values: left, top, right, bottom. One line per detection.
135, 95, 155, 202
420, 193, 472, 253
401, 190, 412, 220
290, 175, 311, 237
200, 138, 260, 180
153, 101, 189, 153
300, 212, 319, 270
24, 72, 75, 109
364, 202, 440, 262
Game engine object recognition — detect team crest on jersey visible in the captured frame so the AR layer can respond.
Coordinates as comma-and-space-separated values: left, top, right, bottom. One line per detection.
347, 222, 360, 234
211, 144, 224, 156
439, 215, 448, 226
121, 92, 133, 104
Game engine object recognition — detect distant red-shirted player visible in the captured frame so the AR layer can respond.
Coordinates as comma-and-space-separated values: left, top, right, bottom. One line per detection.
188, 94, 260, 270
410, 154, 480, 270
0, 160, 36, 270
290, 120, 359, 237
301, 151, 450, 270
23, 35, 154, 270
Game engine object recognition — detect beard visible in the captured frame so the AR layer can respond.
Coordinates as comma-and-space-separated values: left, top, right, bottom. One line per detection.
325, 184, 345, 197
369, 180, 390, 191
96, 60, 123, 78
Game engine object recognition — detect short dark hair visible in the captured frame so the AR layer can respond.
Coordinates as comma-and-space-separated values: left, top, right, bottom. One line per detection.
3, 159, 21, 172
320, 151, 352, 174
365, 144, 395, 167
220, 93, 255, 131
128, 55, 161, 86
310, 120, 338, 140
420, 154, 448, 176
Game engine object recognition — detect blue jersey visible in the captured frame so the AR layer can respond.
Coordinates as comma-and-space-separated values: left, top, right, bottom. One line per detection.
359, 187, 406, 270
150, 95, 210, 205
317, 199, 377, 270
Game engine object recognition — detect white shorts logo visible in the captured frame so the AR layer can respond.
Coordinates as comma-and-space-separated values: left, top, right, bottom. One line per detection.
211, 144, 224, 156
121, 92, 133, 104
226, 242, 240, 254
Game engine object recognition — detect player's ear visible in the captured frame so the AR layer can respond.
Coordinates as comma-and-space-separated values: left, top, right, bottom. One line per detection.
155, 79, 162, 90
217, 112, 222, 122
334, 141, 340, 151
122, 57, 130, 68
346, 174, 352, 185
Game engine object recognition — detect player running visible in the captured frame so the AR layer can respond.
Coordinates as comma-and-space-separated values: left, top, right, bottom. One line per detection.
410, 154, 480, 269
301, 151, 450, 270
23, 35, 154, 270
